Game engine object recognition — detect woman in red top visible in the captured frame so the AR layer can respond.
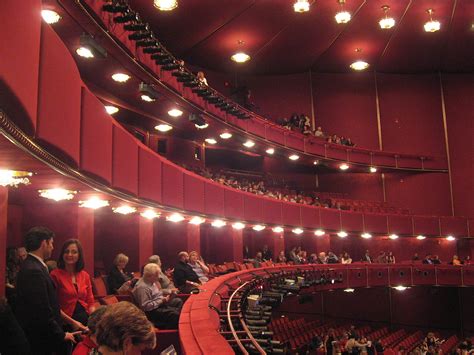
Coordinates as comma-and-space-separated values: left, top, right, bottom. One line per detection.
51, 239, 95, 330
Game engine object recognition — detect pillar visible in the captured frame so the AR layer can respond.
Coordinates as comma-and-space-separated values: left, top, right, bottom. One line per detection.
138, 217, 154, 268
77, 207, 94, 276
0, 187, 8, 297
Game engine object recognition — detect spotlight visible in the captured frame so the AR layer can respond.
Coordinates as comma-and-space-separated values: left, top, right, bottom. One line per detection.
139, 82, 160, 102
155, 124, 172, 132
111, 73, 131, 83
105, 105, 119, 115
252, 225, 265, 232
389, 234, 399, 240
289, 154, 300, 161
314, 229, 325, 236
273, 226, 284, 233
232, 222, 246, 230
168, 109, 183, 117
76, 34, 107, 59
41, 10, 61, 24
337, 231, 348, 238
243, 140, 255, 148
266, 148, 275, 155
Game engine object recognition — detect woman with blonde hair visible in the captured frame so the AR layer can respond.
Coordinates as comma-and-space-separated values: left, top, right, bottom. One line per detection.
188, 251, 209, 283
108, 253, 133, 294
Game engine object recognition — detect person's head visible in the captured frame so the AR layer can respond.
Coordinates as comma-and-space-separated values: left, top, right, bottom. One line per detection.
189, 251, 200, 263
143, 263, 160, 283
24, 226, 55, 260
114, 253, 129, 270
17, 247, 27, 261
88, 306, 108, 337
178, 251, 189, 263
57, 239, 84, 272
453, 255, 459, 260
197, 71, 205, 79
279, 251, 285, 256
317, 126, 322, 131
96, 302, 156, 355
255, 251, 262, 259
147, 255, 162, 267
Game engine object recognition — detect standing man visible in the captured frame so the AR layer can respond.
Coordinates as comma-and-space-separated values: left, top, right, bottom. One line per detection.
16, 226, 76, 354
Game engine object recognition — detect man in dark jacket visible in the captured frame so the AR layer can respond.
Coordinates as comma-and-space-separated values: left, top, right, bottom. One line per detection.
173, 251, 200, 293
16, 226, 76, 354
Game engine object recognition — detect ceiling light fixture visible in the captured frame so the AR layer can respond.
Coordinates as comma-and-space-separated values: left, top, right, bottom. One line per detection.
266, 148, 275, 155
111, 73, 130, 83
314, 229, 325, 236
38, 188, 77, 201
195, 123, 209, 129
168, 108, 183, 117
289, 154, 300, 161
370, 166, 377, 173
313, 160, 319, 165
78, 197, 109, 209
350, 60, 369, 71
252, 225, 266, 232
335, 0, 351, 24
153, 0, 178, 11
141, 95, 154, 102
293, 0, 310, 13
231, 52, 251, 63
140, 209, 160, 219
379, 5, 395, 29
155, 124, 173, 132
211, 219, 226, 228
189, 216, 205, 225
361, 232, 372, 239
139, 82, 159, 102
273, 226, 284, 233
205, 138, 217, 145
76, 47, 95, 59
113, 205, 137, 215
446, 235, 455, 241
232, 222, 246, 230
416, 235, 426, 240
0, 170, 32, 187
389, 234, 399, 240
393, 285, 408, 291
292, 228, 304, 235
424, 9, 441, 32
243, 140, 255, 148
337, 231, 348, 238
105, 105, 119, 115
41, 9, 61, 24
344, 288, 355, 293
339, 163, 350, 170
166, 213, 184, 223
220, 132, 232, 139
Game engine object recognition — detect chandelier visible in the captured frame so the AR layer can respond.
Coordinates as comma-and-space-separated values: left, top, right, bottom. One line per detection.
379, 5, 395, 29
424, 9, 440, 32
153, 0, 178, 11
335, 0, 351, 24
0, 170, 32, 187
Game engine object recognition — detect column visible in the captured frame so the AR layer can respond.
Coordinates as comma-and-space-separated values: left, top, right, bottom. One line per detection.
0, 187, 8, 297
77, 207, 94, 276
138, 217, 154, 267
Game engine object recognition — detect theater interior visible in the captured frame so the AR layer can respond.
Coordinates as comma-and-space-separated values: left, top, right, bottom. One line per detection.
0, 0, 473, 354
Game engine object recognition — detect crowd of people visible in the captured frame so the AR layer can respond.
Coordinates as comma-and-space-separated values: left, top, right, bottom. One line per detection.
277, 114, 356, 147
415, 253, 471, 266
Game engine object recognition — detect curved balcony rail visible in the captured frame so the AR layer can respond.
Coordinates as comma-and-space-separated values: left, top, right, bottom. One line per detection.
180, 263, 474, 354
0, 0, 469, 241
70, 0, 447, 172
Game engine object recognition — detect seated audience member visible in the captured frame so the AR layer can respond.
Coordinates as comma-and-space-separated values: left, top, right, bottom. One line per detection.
108, 253, 133, 295
299, 250, 308, 264
73, 306, 108, 355
423, 254, 433, 264
289, 247, 299, 264
463, 256, 471, 265
197, 71, 208, 86
317, 252, 327, 264
341, 252, 352, 264
376, 251, 386, 264
148, 255, 177, 294
17, 247, 28, 262
276, 251, 287, 263
314, 126, 324, 137
188, 251, 209, 283
0, 297, 30, 355
51, 239, 95, 329
262, 244, 273, 261
95, 302, 156, 355
452, 255, 462, 266
173, 251, 201, 293
386, 251, 396, 264
133, 263, 182, 329
253, 252, 264, 268
327, 252, 339, 264
412, 253, 420, 261
431, 255, 441, 264
16, 227, 76, 354
423, 332, 438, 348
363, 250, 372, 263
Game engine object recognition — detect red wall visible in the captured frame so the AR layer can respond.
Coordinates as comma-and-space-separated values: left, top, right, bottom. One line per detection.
318, 173, 384, 202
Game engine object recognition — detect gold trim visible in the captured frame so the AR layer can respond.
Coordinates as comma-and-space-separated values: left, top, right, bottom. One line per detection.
438, 73, 455, 216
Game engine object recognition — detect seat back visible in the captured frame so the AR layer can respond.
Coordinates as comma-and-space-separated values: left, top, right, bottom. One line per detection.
93, 275, 109, 298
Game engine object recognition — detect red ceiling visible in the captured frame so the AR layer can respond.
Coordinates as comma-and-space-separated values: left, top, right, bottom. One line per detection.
128, 0, 474, 74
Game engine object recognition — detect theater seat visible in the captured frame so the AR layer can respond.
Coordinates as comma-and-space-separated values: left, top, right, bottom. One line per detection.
92, 276, 109, 298
100, 295, 119, 305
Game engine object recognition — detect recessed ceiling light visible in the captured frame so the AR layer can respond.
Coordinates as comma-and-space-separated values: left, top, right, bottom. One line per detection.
314, 229, 325, 236
111, 73, 130, 83
140, 210, 160, 219
266, 148, 275, 155
220, 132, 232, 139
195, 123, 209, 129
231, 52, 251, 63
155, 124, 173, 132
424, 9, 441, 32
166, 213, 184, 223
292, 228, 304, 235
272, 226, 284, 233
335, 11, 351, 24
344, 288, 355, 293
361, 233, 372, 239
168, 108, 183, 117
243, 140, 255, 148
113, 205, 137, 215
153, 0, 178, 11
78, 197, 109, 209
189, 216, 205, 225
370, 167, 377, 173
393, 285, 408, 291
140, 94, 155, 102
389, 234, 399, 240
211, 219, 226, 228
337, 231, 348, 238
293, 0, 310, 12
416, 235, 426, 240
446, 235, 455, 241
41, 9, 61, 24
339, 163, 349, 170
252, 225, 265, 232
350, 61, 370, 71
38, 188, 77, 201
76, 47, 94, 58
205, 138, 217, 145
313, 160, 319, 165
105, 105, 119, 115
232, 222, 246, 230
289, 154, 300, 161
0, 170, 32, 188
